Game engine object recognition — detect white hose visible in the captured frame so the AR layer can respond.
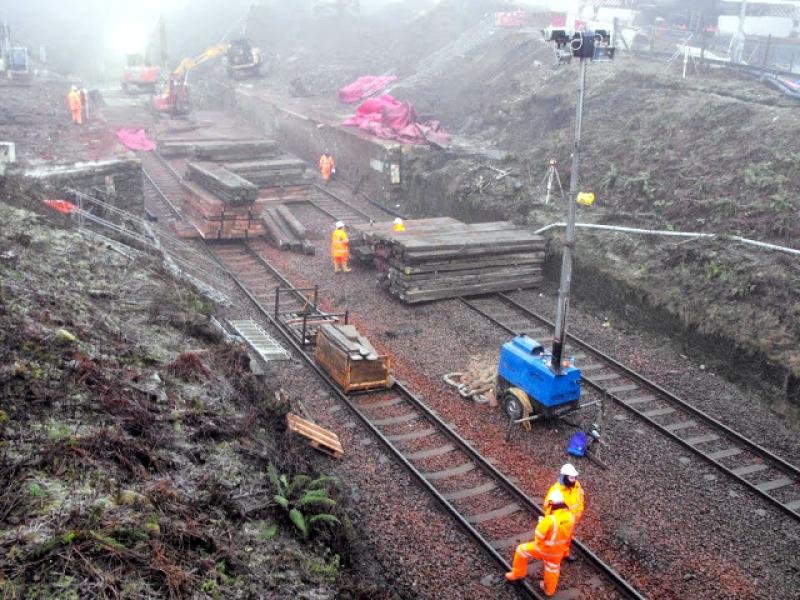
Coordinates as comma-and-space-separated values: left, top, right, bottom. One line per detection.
535, 222, 800, 256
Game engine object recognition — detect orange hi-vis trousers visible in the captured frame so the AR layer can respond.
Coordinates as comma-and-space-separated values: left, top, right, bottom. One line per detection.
509, 543, 563, 596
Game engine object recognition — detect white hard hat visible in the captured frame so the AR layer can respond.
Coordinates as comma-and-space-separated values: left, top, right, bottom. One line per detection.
560, 463, 579, 478
71, 85, 78, 91
547, 488, 565, 505
393, 217, 403, 225
335, 221, 344, 229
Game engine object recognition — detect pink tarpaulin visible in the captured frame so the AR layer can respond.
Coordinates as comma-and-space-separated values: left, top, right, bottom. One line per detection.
339, 75, 398, 103
342, 94, 449, 146
115, 128, 156, 151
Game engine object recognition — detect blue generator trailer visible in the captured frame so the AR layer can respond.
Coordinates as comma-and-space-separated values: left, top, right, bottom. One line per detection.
497, 335, 581, 424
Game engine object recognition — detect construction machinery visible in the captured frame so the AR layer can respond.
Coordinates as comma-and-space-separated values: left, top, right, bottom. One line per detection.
122, 54, 161, 93
152, 40, 262, 116
0, 22, 31, 84
496, 336, 582, 425
226, 38, 262, 79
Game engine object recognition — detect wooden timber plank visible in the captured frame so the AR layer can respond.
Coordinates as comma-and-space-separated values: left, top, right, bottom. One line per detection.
397, 229, 544, 251
276, 204, 307, 239
397, 276, 542, 303
261, 210, 292, 250
286, 413, 343, 459
391, 252, 545, 275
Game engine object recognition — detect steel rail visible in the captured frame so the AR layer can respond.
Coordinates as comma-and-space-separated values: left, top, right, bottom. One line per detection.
460, 293, 800, 521
313, 182, 406, 220
203, 246, 543, 600
392, 382, 647, 600
140, 157, 644, 598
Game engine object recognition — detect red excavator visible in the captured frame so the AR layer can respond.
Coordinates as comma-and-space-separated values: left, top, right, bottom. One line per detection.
121, 54, 161, 93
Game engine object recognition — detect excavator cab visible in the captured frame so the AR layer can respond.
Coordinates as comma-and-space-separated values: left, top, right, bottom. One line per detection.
226, 38, 262, 79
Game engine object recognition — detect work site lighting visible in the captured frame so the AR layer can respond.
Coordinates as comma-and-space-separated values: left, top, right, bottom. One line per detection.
543, 29, 614, 372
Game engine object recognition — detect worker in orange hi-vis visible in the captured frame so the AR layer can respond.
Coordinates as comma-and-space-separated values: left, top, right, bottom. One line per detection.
505, 487, 575, 596
319, 152, 335, 181
392, 217, 405, 232
67, 85, 83, 125
331, 221, 351, 273
544, 463, 585, 562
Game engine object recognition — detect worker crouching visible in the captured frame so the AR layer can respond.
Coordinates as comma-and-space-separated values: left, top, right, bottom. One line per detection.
505, 488, 574, 596
331, 221, 351, 273
67, 85, 83, 125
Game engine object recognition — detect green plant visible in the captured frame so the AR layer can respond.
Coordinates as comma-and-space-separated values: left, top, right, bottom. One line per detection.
268, 465, 340, 540
28, 482, 46, 498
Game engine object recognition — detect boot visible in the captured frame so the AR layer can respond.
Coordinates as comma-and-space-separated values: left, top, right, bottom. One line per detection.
565, 553, 577, 562
505, 571, 524, 582
342, 263, 351, 273
333, 263, 340, 273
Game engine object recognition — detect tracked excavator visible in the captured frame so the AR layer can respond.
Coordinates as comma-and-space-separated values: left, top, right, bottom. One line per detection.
152, 39, 262, 116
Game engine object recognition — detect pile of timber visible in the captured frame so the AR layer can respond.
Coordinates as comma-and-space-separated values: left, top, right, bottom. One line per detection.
180, 179, 265, 239
225, 158, 309, 188
186, 161, 258, 206
261, 204, 315, 254
320, 324, 380, 361
159, 138, 280, 161
352, 218, 545, 303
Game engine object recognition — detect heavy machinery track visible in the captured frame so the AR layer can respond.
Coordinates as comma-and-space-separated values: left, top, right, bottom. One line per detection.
461, 293, 800, 521
141, 155, 646, 600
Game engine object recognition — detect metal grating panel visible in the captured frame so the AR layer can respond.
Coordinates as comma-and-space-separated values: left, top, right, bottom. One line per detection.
229, 319, 291, 362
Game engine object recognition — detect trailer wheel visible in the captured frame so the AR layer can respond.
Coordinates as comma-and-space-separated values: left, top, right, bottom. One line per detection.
503, 387, 530, 421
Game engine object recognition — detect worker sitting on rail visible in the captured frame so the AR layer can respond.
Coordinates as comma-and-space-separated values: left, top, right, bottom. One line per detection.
319, 152, 335, 182
544, 463, 585, 562
331, 221, 351, 273
392, 217, 405, 232
67, 85, 83, 125
505, 487, 574, 596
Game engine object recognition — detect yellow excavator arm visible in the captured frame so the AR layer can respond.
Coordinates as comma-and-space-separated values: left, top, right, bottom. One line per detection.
173, 44, 228, 77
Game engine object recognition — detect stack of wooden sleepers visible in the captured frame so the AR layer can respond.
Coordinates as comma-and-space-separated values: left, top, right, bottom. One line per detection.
161, 137, 312, 240
261, 204, 315, 254
159, 138, 280, 161
352, 218, 545, 303
180, 176, 266, 240
186, 161, 259, 206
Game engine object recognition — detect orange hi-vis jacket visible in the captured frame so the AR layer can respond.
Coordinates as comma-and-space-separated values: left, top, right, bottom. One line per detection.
545, 481, 585, 523
531, 508, 574, 560
67, 90, 82, 111
319, 155, 335, 179
331, 228, 349, 260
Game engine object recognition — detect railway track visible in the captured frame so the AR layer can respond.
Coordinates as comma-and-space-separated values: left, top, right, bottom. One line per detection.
140, 157, 646, 599
461, 293, 800, 521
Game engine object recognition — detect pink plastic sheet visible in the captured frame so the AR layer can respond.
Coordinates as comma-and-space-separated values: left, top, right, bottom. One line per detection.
115, 128, 156, 151
339, 75, 397, 103
342, 94, 449, 146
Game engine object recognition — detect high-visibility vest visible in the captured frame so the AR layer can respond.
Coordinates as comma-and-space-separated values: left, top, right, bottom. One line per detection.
532, 508, 574, 561
331, 228, 349, 259
67, 90, 82, 111
545, 481, 585, 523
393, 222, 405, 232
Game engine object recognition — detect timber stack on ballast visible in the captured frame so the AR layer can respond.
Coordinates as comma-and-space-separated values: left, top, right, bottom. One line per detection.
261, 204, 315, 254
186, 161, 259, 206
352, 218, 545, 303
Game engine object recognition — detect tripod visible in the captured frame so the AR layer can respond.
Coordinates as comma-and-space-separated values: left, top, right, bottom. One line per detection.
536, 159, 567, 206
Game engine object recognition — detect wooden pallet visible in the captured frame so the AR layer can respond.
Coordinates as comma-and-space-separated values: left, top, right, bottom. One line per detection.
286, 412, 344, 459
